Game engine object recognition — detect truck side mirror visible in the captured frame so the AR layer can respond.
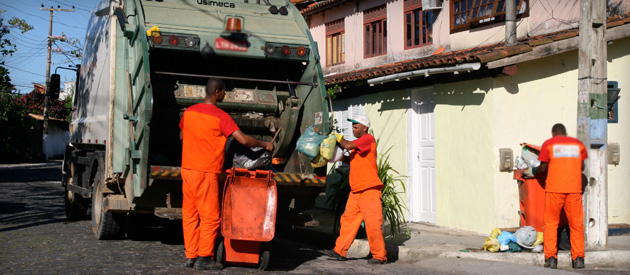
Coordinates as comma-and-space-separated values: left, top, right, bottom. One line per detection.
114, 7, 126, 31
50, 74, 60, 100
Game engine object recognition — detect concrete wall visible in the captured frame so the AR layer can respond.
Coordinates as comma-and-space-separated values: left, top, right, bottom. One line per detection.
606, 37, 630, 224
43, 124, 70, 159
434, 37, 630, 234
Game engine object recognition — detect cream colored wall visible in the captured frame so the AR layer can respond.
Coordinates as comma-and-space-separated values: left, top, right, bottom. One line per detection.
434, 79, 496, 233
435, 40, 630, 233
435, 50, 580, 234
362, 90, 410, 201
606, 37, 630, 224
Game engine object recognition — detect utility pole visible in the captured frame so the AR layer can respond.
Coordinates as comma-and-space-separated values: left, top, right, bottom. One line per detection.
578, 0, 607, 249
40, 6, 74, 150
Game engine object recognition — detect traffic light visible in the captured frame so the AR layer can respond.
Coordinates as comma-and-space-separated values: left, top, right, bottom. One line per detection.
50, 74, 60, 100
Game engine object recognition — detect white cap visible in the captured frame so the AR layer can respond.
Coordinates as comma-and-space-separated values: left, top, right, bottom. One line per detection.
348, 115, 370, 127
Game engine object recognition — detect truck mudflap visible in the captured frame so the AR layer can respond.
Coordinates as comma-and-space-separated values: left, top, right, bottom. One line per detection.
149, 165, 325, 187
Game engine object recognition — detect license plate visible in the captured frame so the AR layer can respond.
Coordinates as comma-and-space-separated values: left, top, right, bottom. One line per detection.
215, 37, 248, 52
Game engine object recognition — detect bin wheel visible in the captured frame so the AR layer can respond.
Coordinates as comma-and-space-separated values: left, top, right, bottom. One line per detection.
258, 248, 270, 270
215, 239, 225, 265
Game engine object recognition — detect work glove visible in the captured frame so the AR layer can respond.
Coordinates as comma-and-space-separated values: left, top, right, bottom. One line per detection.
334, 133, 344, 143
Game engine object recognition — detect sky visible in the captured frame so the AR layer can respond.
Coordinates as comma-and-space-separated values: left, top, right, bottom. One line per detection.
1, 0, 102, 94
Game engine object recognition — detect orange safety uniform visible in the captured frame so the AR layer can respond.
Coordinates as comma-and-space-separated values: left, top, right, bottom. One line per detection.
333, 133, 387, 262
179, 103, 239, 259
538, 136, 587, 261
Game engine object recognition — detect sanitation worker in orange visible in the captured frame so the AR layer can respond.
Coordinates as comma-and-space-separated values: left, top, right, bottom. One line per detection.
537, 123, 587, 269
322, 114, 387, 264
179, 78, 273, 270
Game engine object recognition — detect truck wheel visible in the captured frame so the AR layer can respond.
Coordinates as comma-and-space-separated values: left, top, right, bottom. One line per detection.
258, 245, 270, 270
64, 164, 88, 220
215, 239, 225, 265
64, 187, 88, 220
91, 164, 125, 240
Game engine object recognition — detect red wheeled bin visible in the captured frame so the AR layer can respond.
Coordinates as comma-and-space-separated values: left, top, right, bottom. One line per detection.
514, 143, 567, 232
215, 168, 277, 270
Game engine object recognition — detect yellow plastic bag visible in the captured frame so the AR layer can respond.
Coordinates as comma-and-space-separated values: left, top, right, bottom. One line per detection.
532, 232, 544, 246
489, 227, 501, 239
483, 237, 500, 252
319, 134, 337, 160
483, 227, 501, 252
310, 154, 328, 168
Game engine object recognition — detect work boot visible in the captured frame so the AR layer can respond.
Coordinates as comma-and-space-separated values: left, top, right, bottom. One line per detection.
572, 256, 585, 269
544, 256, 557, 269
183, 258, 196, 268
367, 258, 386, 265
194, 256, 224, 270
321, 249, 347, 261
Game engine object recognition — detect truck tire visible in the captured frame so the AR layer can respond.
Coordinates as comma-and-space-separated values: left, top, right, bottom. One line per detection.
64, 163, 88, 220
64, 186, 88, 220
258, 245, 270, 270
91, 159, 126, 240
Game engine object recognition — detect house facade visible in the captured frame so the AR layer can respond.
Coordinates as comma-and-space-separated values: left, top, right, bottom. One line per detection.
297, 0, 630, 234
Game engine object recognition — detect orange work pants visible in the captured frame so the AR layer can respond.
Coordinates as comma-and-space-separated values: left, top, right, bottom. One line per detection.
181, 168, 221, 259
543, 192, 584, 260
334, 187, 387, 261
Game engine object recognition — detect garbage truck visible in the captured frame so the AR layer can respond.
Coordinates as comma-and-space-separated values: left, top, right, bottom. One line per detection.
61, 0, 330, 239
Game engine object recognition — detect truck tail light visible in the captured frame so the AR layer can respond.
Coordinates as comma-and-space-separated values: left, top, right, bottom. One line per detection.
168, 35, 179, 46
151, 31, 163, 44
281, 45, 290, 56
296, 46, 306, 57
226, 17, 242, 33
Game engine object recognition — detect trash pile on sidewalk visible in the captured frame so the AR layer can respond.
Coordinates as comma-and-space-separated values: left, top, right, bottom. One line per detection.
483, 226, 543, 253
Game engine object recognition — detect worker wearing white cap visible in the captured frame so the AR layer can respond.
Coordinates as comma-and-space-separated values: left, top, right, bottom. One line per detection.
322, 114, 387, 264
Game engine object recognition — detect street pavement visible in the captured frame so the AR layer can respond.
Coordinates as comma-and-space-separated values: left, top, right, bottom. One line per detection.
1, 161, 629, 274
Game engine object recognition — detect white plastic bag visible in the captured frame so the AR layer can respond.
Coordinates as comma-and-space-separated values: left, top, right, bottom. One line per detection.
328, 146, 344, 163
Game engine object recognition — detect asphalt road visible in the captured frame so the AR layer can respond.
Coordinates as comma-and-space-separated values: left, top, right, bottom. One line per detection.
1, 161, 628, 274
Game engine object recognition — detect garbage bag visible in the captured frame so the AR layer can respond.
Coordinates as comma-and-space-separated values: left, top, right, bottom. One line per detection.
532, 244, 543, 253
532, 232, 544, 246
497, 231, 517, 246
329, 145, 345, 163
226, 140, 271, 170
506, 241, 523, 253
296, 126, 327, 160
310, 154, 327, 168
320, 134, 337, 160
521, 146, 541, 168
514, 226, 537, 248
483, 237, 500, 252
489, 228, 501, 239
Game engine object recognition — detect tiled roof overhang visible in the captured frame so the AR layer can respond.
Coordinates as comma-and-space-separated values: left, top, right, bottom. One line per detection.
324, 13, 630, 86
298, 0, 352, 17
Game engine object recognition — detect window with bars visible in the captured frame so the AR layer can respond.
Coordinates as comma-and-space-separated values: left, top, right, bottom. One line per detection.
326, 19, 345, 66
451, 0, 529, 33
332, 97, 366, 142
404, 0, 437, 49
364, 5, 387, 58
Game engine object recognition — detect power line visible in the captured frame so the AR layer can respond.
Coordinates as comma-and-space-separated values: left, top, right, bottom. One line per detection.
3, 64, 46, 77
0, 2, 86, 30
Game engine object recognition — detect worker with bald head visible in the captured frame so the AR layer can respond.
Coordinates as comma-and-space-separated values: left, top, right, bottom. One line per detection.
179, 77, 273, 270
537, 123, 587, 269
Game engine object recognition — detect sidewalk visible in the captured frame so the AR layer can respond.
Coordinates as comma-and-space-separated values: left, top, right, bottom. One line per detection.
301, 207, 630, 269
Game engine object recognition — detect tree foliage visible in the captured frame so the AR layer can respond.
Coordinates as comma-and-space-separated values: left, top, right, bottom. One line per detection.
16, 89, 69, 120
0, 10, 33, 93
0, 92, 38, 163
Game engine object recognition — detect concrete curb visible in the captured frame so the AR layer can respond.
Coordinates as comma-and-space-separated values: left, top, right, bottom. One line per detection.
349, 239, 630, 268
